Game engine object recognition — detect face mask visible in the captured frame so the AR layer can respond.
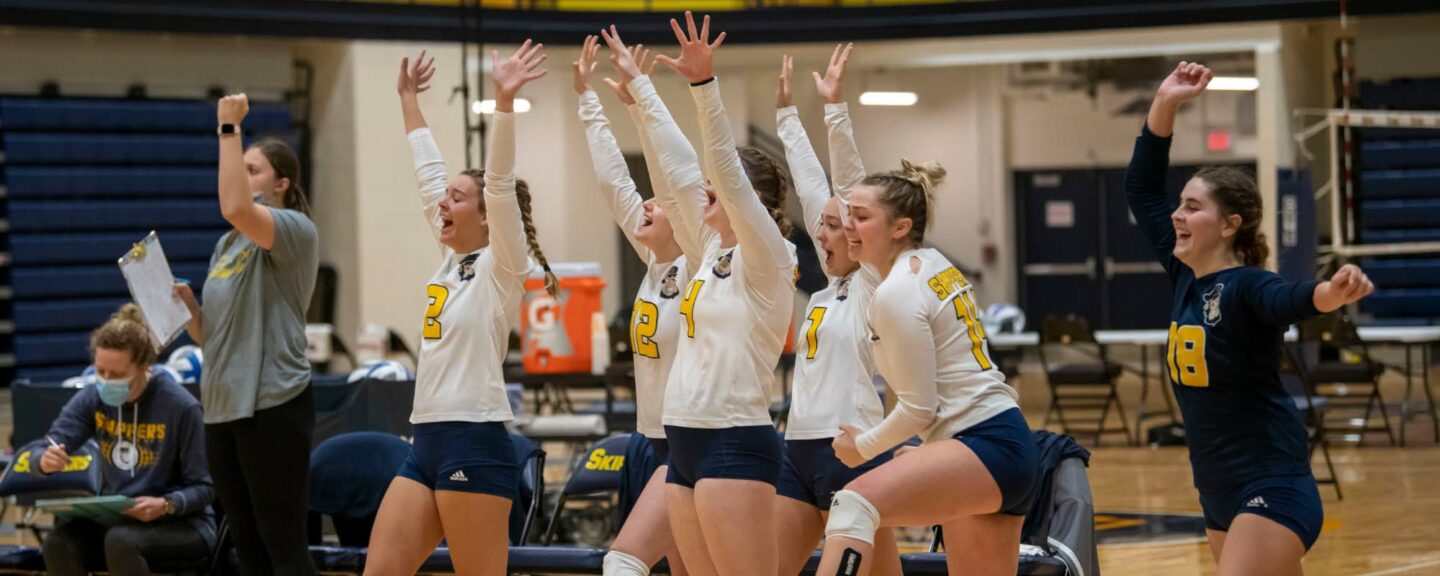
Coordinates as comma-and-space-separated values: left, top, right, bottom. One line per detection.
97, 376, 132, 407
252, 191, 274, 207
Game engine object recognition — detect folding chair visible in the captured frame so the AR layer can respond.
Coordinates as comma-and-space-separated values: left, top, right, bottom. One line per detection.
1037, 315, 1132, 446
1283, 344, 1343, 500
542, 434, 632, 546
1296, 314, 1396, 446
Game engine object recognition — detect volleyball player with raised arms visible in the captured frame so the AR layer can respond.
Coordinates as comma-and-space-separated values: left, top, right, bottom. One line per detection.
1129, 61, 1374, 574
771, 46, 901, 576
364, 44, 558, 575
602, 14, 797, 575
813, 163, 1036, 574
573, 35, 694, 576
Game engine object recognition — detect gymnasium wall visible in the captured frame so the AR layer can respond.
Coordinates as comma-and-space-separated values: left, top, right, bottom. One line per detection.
6, 13, 1440, 355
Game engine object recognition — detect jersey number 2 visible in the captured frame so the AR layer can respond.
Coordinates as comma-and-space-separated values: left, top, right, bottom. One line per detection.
1167, 322, 1209, 387
423, 284, 449, 340
631, 300, 660, 359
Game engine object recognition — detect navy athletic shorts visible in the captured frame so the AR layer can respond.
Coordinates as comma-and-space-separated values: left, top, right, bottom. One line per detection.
396, 421, 518, 499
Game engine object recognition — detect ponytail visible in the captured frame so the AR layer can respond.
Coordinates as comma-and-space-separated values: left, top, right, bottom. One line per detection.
515, 179, 559, 297
1194, 166, 1268, 267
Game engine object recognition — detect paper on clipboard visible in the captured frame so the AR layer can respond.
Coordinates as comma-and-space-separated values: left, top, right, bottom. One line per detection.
118, 232, 192, 350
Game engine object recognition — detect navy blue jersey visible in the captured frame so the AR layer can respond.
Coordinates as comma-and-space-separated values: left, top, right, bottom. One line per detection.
1126, 125, 1320, 491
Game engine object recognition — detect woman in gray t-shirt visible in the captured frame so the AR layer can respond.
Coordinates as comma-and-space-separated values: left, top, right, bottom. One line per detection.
174, 94, 319, 575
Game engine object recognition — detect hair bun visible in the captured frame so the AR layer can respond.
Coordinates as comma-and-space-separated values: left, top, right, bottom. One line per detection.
899, 159, 947, 190
114, 303, 148, 327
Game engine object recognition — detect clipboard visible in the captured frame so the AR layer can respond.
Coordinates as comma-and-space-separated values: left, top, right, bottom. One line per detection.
118, 231, 192, 350
34, 495, 137, 519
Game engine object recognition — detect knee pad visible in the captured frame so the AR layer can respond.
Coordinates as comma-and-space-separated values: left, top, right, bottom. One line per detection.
825, 489, 880, 546
603, 550, 650, 576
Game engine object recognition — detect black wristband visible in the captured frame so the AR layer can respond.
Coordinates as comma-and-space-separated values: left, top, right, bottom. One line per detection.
690, 76, 717, 87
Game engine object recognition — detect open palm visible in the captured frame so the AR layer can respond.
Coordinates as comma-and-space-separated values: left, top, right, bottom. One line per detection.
814, 43, 853, 104
492, 39, 548, 99
656, 11, 725, 84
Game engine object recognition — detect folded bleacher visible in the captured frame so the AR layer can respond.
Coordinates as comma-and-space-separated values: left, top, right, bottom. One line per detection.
0, 96, 293, 383
1354, 77, 1440, 321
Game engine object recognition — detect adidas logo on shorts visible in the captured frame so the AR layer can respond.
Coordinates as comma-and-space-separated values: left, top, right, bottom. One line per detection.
1245, 496, 1268, 509
449, 470, 469, 482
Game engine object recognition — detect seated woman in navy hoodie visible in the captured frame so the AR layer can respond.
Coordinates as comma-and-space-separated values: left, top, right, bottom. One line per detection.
39, 304, 217, 576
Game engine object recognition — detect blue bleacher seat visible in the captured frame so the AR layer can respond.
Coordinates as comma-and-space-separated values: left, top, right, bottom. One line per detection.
9, 200, 227, 232
1359, 169, 1440, 200
2, 134, 219, 165
15, 364, 91, 383
1357, 228, 1440, 244
1360, 258, 1440, 287
1358, 199, 1440, 229
9, 231, 223, 265
13, 332, 94, 365
1362, 288, 1440, 318
1359, 140, 1440, 170
11, 263, 209, 299
13, 298, 130, 333
6, 167, 217, 198
1360, 78, 1440, 111
0, 98, 292, 134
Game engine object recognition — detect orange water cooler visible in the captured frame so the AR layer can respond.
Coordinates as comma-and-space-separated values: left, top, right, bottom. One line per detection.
520, 262, 607, 374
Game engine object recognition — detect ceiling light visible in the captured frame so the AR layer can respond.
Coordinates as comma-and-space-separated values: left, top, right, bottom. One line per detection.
859, 91, 918, 106
1207, 76, 1259, 91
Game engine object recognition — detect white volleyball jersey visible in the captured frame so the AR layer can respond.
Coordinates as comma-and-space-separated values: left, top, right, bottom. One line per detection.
775, 104, 882, 439
854, 248, 1019, 460
664, 239, 797, 428
787, 271, 884, 439
579, 89, 696, 439
629, 257, 689, 437
407, 116, 532, 424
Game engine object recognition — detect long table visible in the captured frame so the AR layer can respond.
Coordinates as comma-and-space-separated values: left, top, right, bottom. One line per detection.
989, 326, 1440, 446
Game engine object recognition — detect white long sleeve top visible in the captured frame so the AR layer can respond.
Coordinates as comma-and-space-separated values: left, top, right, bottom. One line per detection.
854, 248, 1018, 460
406, 114, 533, 424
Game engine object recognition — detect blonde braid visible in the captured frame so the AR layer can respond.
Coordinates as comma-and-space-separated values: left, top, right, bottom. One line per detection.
513, 179, 559, 297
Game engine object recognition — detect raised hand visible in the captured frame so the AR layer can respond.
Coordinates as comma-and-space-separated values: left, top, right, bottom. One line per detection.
776, 55, 794, 109
813, 42, 853, 104
599, 25, 644, 88
398, 50, 437, 98
1156, 61, 1212, 105
217, 93, 249, 125
492, 39, 548, 105
572, 35, 602, 95
655, 11, 725, 84
602, 45, 654, 106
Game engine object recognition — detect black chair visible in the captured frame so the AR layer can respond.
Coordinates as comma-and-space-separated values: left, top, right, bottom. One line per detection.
1296, 314, 1396, 446
511, 433, 547, 545
542, 434, 632, 546
1283, 344, 1343, 500
1037, 315, 1132, 445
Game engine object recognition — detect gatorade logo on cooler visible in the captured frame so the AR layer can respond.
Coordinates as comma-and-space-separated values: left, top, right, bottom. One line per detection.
525, 290, 574, 360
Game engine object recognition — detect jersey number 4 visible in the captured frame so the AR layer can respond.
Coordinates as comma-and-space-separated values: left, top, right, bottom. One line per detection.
423, 284, 449, 340
1167, 322, 1209, 387
631, 300, 661, 359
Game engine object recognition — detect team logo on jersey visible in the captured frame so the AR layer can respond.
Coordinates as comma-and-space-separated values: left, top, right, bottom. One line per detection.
1202, 283, 1225, 326
713, 251, 734, 279
660, 265, 681, 299
457, 254, 479, 282
836, 276, 852, 301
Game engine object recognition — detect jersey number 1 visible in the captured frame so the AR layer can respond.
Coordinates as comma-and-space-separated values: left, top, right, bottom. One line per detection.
1167, 322, 1209, 387
952, 292, 993, 370
803, 307, 828, 360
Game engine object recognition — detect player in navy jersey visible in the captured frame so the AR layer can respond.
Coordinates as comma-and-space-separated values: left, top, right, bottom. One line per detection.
1128, 61, 1375, 575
